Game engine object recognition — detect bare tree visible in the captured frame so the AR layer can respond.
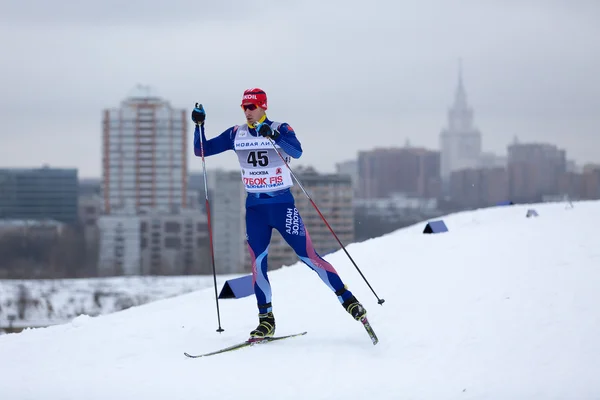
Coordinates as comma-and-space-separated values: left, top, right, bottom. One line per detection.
17, 284, 30, 320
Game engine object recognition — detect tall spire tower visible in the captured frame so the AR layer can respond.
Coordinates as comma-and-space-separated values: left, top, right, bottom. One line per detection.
449, 59, 474, 131
439, 60, 482, 182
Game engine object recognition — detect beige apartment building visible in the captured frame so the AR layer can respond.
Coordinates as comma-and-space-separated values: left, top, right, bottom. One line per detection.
97, 87, 209, 276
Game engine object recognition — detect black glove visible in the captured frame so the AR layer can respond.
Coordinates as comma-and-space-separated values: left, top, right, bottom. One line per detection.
191, 103, 205, 125
256, 122, 279, 139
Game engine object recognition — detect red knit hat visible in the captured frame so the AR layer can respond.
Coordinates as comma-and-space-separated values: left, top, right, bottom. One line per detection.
241, 88, 268, 110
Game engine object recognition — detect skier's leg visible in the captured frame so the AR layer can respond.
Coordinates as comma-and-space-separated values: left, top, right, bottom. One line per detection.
246, 205, 274, 314
272, 204, 356, 305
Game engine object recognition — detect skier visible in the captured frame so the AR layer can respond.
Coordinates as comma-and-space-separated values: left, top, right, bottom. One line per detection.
192, 88, 367, 339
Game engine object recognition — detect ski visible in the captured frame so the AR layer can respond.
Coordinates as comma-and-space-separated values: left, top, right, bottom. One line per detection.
184, 331, 307, 358
360, 317, 379, 345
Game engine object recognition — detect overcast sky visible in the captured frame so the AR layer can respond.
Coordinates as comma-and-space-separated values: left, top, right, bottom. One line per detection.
1, 0, 599, 178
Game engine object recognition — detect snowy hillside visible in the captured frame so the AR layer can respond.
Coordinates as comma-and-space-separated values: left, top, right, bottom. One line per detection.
0, 276, 218, 329
1, 201, 599, 399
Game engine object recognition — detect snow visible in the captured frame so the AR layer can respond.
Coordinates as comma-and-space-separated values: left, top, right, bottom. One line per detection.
1, 201, 600, 399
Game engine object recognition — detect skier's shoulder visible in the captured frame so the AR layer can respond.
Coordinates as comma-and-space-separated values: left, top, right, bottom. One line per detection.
228, 124, 243, 139
268, 120, 295, 134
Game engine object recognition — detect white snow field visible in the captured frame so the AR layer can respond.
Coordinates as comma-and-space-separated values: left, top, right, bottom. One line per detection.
1, 201, 599, 400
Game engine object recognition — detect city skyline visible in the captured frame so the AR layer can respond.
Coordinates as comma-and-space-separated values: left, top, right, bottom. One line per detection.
2, 75, 595, 180
1, 0, 599, 177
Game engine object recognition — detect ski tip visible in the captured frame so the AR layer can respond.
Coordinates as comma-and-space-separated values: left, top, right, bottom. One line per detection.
359, 318, 379, 345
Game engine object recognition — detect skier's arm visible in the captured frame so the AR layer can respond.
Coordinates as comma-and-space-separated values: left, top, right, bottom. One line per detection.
273, 123, 302, 159
193, 124, 236, 157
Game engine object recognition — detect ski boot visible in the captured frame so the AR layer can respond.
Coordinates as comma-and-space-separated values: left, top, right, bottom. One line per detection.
343, 295, 378, 345
249, 312, 276, 340
342, 295, 367, 321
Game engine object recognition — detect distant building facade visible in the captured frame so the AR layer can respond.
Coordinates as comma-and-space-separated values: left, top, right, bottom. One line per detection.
139, 211, 209, 275
0, 167, 78, 224
97, 210, 208, 276
0, 219, 66, 238
507, 141, 567, 203
354, 194, 438, 218
357, 147, 441, 200
582, 165, 600, 199
102, 87, 188, 215
478, 152, 507, 169
207, 170, 248, 274
450, 167, 509, 209
97, 215, 141, 276
79, 178, 102, 196
335, 160, 359, 197
558, 164, 600, 201
187, 172, 208, 212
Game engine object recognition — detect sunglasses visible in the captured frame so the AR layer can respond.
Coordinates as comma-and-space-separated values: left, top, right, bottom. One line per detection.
242, 104, 258, 111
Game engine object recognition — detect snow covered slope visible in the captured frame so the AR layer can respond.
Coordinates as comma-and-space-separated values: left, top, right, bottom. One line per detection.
0, 276, 217, 328
1, 201, 599, 399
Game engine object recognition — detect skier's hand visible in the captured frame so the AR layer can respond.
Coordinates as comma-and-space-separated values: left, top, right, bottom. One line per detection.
256, 122, 279, 140
191, 103, 206, 125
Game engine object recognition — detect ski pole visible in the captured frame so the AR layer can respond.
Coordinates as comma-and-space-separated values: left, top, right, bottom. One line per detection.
196, 110, 225, 332
265, 135, 385, 305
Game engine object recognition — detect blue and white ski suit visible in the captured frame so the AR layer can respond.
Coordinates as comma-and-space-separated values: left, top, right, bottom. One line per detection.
193, 119, 354, 313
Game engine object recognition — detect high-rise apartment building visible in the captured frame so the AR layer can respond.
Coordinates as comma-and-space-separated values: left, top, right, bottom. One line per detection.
102, 86, 188, 215
357, 147, 440, 200
97, 87, 215, 277
507, 141, 566, 203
